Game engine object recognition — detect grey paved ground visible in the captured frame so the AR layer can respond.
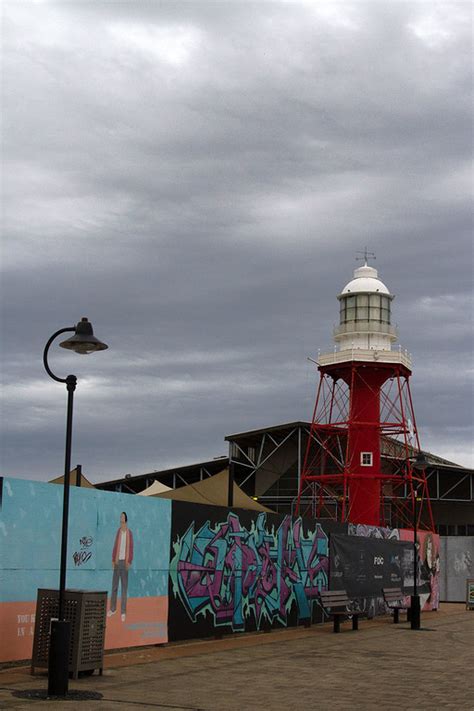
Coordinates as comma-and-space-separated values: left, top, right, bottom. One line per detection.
1, 605, 472, 710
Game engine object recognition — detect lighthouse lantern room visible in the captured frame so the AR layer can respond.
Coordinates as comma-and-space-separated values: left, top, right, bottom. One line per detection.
296, 256, 434, 532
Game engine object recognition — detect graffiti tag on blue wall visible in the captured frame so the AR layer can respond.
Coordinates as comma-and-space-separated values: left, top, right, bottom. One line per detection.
170, 512, 328, 631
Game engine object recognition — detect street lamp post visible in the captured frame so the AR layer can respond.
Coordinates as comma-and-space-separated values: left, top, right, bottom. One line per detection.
410, 484, 421, 629
43, 318, 107, 696
409, 451, 428, 631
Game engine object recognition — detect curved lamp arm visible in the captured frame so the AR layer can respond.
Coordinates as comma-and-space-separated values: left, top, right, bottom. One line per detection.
43, 327, 75, 384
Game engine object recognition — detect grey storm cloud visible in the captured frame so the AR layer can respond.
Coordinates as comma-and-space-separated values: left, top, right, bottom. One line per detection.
1, 0, 472, 480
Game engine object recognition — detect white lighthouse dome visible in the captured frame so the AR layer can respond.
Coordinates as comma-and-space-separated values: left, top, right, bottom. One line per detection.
318, 260, 411, 371
341, 264, 390, 295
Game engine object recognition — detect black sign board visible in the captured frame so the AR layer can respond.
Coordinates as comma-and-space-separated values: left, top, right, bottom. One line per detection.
330, 534, 414, 598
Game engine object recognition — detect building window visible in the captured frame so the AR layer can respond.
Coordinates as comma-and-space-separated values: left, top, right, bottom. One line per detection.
230, 443, 240, 459
248, 446, 256, 462
360, 452, 373, 467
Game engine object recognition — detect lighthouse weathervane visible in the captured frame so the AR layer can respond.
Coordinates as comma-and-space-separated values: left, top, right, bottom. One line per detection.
296, 255, 434, 531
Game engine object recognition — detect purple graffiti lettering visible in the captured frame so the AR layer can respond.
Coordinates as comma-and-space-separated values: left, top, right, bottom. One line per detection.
171, 513, 328, 632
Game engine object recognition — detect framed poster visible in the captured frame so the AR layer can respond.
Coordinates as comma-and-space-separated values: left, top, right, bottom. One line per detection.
466, 579, 474, 610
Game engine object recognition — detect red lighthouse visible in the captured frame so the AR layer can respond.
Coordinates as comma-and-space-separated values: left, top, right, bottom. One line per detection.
296, 256, 434, 531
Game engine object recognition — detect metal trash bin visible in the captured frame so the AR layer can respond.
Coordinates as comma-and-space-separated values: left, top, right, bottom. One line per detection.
31, 588, 107, 679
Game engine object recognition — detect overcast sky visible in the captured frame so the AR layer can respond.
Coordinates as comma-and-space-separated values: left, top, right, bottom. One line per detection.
1, 1, 472, 484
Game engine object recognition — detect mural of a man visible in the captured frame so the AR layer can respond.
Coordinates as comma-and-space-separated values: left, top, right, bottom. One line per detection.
108, 511, 134, 622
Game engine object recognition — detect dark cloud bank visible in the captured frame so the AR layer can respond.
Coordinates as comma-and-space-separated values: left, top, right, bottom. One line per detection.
1, 1, 472, 481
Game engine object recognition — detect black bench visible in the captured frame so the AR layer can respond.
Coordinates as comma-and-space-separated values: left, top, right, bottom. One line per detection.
319, 590, 362, 633
382, 587, 410, 623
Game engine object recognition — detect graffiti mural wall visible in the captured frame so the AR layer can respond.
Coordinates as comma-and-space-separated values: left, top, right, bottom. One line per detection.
0, 475, 442, 662
0, 477, 171, 662
168, 501, 346, 640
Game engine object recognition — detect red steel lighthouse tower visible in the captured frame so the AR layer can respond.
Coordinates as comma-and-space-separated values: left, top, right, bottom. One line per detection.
296, 255, 434, 531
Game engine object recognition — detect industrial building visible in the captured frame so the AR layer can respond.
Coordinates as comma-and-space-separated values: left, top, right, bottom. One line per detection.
95, 420, 473, 535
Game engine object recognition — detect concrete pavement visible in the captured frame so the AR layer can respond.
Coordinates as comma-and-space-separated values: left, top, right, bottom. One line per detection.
0, 604, 472, 710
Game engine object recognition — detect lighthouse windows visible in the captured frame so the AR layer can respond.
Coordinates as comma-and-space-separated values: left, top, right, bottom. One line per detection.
361, 452, 373, 467
381, 295, 390, 323
340, 293, 392, 325
369, 294, 381, 321
345, 295, 356, 322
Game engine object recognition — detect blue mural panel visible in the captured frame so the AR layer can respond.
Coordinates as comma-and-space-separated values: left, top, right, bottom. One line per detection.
0, 477, 171, 661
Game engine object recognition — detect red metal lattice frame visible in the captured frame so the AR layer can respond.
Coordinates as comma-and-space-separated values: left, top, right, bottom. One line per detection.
296, 363, 435, 531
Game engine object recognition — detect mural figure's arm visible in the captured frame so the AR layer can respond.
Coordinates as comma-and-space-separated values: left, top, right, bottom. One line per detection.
127, 530, 134, 569
112, 529, 119, 568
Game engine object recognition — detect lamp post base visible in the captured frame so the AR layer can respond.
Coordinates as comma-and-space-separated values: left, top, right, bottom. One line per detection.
48, 620, 71, 696
410, 594, 421, 630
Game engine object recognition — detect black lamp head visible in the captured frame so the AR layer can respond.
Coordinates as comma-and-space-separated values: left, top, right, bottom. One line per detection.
59, 318, 108, 355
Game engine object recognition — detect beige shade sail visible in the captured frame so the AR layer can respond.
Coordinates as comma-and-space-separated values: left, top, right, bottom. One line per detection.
49, 467, 95, 488
154, 469, 273, 512
137, 480, 172, 496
